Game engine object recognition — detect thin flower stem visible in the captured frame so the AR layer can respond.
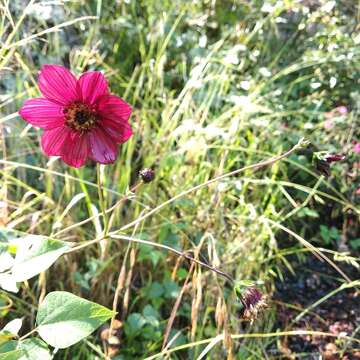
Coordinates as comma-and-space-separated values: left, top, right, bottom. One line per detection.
110, 234, 234, 283
19, 327, 38, 341
53, 182, 142, 237
97, 164, 109, 236
0, 159, 121, 196
107, 182, 143, 231
108, 215, 144, 346
109, 241, 131, 337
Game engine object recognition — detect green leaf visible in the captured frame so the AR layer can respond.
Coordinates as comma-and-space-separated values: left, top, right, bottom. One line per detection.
0, 274, 18, 293
176, 268, 188, 280
320, 225, 330, 243
36, 291, 114, 349
142, 305, 159, 327
0, 318, 22, 339
10, 235, 71, 282
147, 282, 164, 298
138, 246, 163, 267
163, 280, 180, 299
0, 333, 15, 347
124, 313, 146, 337
0, 252, 14, 272
0, 229, 19, 244
0, 341, 23, 360
320, 225, 339, 244
0, 341, 17, 353
0, 350, 24, 360
17, 339, 51, 360
350, 238, 360, 250
297, 207, 319, 218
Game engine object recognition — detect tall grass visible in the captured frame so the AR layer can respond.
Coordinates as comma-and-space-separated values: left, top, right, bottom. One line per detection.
0, 0, 359, 358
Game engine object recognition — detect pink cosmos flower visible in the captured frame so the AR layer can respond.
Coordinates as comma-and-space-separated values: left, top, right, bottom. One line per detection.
353, 142, 360, 154
323, 119, 334, 130
336, 106, 348, 115
19, 65, 132, 168
324, 105, 347, 121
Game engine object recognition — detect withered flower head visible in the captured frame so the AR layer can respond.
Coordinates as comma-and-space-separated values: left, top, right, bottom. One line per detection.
234, 283, 267, 323
323, 154, 345, 162
139, 168, 155, 183
313, 151, 345, 177
315, 159, 331, 177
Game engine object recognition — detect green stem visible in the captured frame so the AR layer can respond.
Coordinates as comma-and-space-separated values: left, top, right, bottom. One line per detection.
19, 327, 38, 341
97, 164, 109, 236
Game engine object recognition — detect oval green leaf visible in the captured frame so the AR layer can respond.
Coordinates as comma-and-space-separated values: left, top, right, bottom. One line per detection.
10, 235, 71, 282
17, 338, 51, 360
36, 291, 114, 349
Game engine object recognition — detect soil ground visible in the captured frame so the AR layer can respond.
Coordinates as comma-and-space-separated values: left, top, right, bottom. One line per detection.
274, 258, 360, 359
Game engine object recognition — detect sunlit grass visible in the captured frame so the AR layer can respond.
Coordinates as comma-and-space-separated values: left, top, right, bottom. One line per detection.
0, 0, 359, 358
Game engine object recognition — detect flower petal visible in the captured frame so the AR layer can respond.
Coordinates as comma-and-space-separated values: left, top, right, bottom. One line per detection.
19, 98, 65, 129
61, 132, 90, 168
38, 65, 78, 105
97, 94, 132, 123
41, 126, 72, 156
100, 118, 133, 144
88, 127, 118, 164
78, 71, 109, 105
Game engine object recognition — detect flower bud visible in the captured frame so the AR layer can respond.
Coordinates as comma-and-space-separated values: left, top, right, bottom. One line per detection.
139, 168, 155, 183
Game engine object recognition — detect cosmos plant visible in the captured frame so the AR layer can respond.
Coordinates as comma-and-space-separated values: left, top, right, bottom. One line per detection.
19, 65, 132, 168
7, 63, 312, 358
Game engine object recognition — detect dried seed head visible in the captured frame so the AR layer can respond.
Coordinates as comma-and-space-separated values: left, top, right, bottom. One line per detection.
315, 159, 331, 177
239, 287, 267, 323
323, 154, 345, 163
99, 320, 123, 342
313, 152, 345, 177
100, 327, 110, 341
234, 284, 267, 323
111, 319, 123, 330
107, 346, 119, 358
108, 335, 120, 346
139, 168, 155, 183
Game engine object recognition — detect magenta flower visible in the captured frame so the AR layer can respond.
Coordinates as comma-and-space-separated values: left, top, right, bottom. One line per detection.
323, 119, 334, 130
19, 65, 132, 167
336, 105, 348, 115
353, 142, 360, 154
324, 105, 347, 121
324, 154, 345, 162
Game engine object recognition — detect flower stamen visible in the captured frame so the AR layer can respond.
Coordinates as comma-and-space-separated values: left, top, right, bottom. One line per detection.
64, 101, 97, 132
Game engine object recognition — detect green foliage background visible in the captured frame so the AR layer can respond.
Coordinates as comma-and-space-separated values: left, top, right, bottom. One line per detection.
0, 0, 359, 358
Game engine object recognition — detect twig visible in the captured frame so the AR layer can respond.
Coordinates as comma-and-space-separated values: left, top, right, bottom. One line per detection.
97, 164, 109, 236
108, 212, 145, 345
144, 330, 360, 360
109, 234, 234, 283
